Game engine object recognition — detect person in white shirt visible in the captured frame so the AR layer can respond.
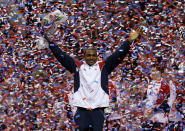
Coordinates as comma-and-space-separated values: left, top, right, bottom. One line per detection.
142, 58, 171, 130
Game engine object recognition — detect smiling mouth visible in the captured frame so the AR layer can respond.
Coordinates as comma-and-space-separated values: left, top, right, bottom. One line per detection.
89, 61, 95, 65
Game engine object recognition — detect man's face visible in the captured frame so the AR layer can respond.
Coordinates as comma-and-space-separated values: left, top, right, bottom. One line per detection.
150, 67, 161, 79
84, 49, 98, 66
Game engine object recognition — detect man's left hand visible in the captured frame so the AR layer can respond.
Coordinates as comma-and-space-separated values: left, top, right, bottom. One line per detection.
128, 29, 139, 42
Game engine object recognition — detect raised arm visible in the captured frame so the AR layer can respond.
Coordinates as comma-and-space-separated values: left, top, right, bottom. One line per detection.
104, 29, 139, 74
45, 36, 77, 73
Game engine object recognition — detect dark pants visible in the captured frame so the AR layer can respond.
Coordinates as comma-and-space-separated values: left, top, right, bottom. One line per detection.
74, 107, 105, 131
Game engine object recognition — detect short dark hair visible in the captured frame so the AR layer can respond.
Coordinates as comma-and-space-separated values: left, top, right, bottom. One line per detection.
152, 56, 166, 73
84, 47, 97, 55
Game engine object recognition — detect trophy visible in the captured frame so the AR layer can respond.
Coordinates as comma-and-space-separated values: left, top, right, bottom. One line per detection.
36, 9, 68, 49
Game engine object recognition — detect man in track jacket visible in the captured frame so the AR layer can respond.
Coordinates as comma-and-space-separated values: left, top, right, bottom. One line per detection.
45, 29, 139, 131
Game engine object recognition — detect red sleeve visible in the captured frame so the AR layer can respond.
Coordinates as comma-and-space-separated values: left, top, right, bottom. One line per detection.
75, 60, 83, 68
98, 60, 105, 70
156, 81, 170, 105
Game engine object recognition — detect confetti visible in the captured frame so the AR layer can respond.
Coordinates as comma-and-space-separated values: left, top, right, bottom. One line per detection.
0, 0, 184, 130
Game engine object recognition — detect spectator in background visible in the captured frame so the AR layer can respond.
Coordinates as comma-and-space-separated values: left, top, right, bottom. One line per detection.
142, 57, 171, 130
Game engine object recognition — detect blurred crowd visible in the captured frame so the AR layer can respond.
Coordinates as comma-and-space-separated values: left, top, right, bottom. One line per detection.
0, 0, 184, 130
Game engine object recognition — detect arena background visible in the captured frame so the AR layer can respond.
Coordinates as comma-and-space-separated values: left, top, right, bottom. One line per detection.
0, 0, 184, 130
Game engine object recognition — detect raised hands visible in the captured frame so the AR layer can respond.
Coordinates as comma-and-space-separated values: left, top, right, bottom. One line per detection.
128, 29, 140, 42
